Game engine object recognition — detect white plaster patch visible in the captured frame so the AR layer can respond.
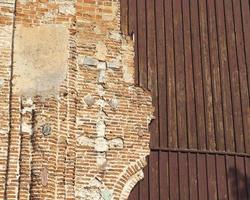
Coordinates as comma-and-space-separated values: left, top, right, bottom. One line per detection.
84, 94, 95, 107
96, 120, 106, 137
77, 135, 95, 147
122, 64, 134, 83
13, 24, 69, 97
108, 96, 119, 110
95, 138, 108, 152
109, 138, 123, 149
97, 62, 107, 83
109, 31, 121, 41
75, 178, 113, 200
95, 42, 108, 60
59, 3, 75, 15
21, 122, 33, 135
79, 56, 98, 67
0, 79, 4, 88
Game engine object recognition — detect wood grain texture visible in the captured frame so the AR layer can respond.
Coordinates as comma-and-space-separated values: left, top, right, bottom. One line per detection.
120, 0, 250, 199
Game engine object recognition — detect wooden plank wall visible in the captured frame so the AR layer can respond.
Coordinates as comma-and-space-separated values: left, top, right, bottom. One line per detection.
121, 0, 250, 199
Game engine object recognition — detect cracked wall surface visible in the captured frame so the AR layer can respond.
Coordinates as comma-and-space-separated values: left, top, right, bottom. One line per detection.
0, 0, 154, 199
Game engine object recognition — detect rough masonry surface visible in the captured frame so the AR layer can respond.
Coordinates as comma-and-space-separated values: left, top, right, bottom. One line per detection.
0, 0, 154, 199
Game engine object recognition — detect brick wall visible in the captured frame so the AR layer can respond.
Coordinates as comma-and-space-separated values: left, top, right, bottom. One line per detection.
0, 0, 153, 199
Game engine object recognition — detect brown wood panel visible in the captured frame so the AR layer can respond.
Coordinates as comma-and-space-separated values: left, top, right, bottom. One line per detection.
179, 153, 189, 200
232, 0, 250, 154
207, 154, 217, 200
197, 154, 208, 200
207, 0, 225, 151
149, 151, 159, 200
240, 0, 250, 97
169, 152, 179, 200
226, 156, 237, 200
216, 155, 229, 200
173, 0, 187, 148
122, 0, 249, 153
129, 186, 139, 200
128, 0, 139, 85
190, 0, 207, 150
137, 0, 147, 89
159, 152, 169, 200
188, 153, 198, 200
155, 0, 167, 149
198, 0, 216, 150
245, 157, 250, 199
215, 0, 235, 152
120, 1, 250, 199
139, 157, 149, 200
120, 0, 128, 35
224, 0, 245, 153
165, 0, 178, 148
146, 0, 159, 148
182, 0, 197, 149
235, 156, 248, 200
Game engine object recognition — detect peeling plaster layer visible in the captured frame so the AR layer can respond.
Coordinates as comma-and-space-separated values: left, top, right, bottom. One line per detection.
13, 24, 69, 97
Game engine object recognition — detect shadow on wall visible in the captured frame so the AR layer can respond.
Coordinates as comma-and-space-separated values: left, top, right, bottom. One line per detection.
228, 166, 250, 200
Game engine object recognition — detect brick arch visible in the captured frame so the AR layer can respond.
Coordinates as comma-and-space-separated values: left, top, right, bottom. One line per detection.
112, 157, 147, 199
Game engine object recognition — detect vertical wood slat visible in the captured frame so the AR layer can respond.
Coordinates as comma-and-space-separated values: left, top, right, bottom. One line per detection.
190, 0, 207, 150
188, 153, 198, 200
240, 0, 250, 99
128, 0, 139, 85
146, 0, 159, 148
197, 154, 208, 200
128, 0, 136, 35
137, 0, 147, 89
120, 0, 128, 35
120, 1, 250, 199
207, 0, 225, 151
179, 153, 189, 200
226, 156, 237, 200
159, 152, 169, 200
224, 0, 245, 153
215, 0, 235, 152
245, 158, 250, 199
240, 0, 250, 155
216, 155, 229, 200
199, 0, 216, 150
139, 157, 149, 200
137, 158, 148, 200
165, 0, 178, 148
149, 152, 159, 200
122, 0, 250, 153
155, 0, 167, 149
129, 186, 139, 200
235, 156, 248, 200
232, 0, 250, 155
207, 155, 217, 200
182, 0, 197, 149
173, 0, 187, 148
169, 152, 179, 200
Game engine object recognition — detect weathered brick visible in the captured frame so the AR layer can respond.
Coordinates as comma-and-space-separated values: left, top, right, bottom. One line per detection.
0, 0, 153, 199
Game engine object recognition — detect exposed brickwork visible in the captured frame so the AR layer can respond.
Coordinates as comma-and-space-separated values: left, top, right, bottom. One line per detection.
0, 0, 154, 199
0, 2, 14, 199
